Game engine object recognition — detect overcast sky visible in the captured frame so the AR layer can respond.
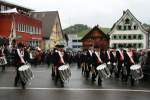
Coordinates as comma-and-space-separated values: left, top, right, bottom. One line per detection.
6, 0, 150, 29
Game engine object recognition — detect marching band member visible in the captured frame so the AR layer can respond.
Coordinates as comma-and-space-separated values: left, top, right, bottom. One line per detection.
52, 44, 66, 87
109, 48, 117, 75
14, 43, 26, 89
92, 45, 104, 86
116, 48, 124, 79
85, 46, 93, 79
0, 45, 6, 72
124, 46, 138, 86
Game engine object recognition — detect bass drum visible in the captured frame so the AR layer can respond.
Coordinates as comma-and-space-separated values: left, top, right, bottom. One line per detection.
58, 64, 71, 81
96, 63, 111, 79
18, 64, 34, 84
130, 64, 143, 80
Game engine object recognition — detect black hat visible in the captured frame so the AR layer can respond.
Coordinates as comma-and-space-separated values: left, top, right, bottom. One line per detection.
17, 43, 24, 48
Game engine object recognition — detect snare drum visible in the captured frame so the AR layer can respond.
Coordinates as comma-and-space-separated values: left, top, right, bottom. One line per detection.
96, 63, 111, 79
58, 64, 71, 81
18, 64, 34, 84
130, 64, 143, 80
0, 57, 7, 65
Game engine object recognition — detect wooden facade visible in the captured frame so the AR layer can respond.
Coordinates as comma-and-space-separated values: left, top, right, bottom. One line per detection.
81, 26, 109, 50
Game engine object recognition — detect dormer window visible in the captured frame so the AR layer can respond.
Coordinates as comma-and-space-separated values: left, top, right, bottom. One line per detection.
134, 25, 138, 30
125, 18, 130, 24
118, 25, 122, 30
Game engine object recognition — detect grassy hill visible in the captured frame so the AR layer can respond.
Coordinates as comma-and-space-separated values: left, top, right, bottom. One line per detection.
63, 24, 110, 37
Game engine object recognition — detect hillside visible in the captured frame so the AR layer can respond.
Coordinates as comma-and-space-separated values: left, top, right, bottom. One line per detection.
63, 24, 110, 37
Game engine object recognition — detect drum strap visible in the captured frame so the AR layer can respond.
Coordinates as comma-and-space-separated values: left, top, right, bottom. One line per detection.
88, 50, 92, 56
127, 51, 135, 64
58, 51, 65, 64
17, 49, 25, 63
107, 51, 110, 60
95, 51, 102, 63
118, 49, 124, 61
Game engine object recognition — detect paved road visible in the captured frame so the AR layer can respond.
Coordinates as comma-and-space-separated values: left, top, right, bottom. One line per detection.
0, 64, 150, 100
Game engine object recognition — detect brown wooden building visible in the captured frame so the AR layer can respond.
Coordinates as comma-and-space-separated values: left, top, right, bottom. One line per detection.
81, 25, 110, 50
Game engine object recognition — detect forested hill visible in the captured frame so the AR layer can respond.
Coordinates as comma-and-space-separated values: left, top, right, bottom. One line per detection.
63, 24, 110, 37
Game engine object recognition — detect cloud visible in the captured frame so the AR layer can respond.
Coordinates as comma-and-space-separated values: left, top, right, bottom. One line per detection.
8, 0, 150, 28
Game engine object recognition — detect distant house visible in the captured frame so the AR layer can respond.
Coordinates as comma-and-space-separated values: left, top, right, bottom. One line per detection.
67, 34, 82, 51
81, 25, 109, 50
0, 0, 33, 15
30, 11, 67, 49
108, 9, 149, 49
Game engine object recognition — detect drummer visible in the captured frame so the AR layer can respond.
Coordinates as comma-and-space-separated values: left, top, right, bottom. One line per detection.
14, 42, 26, 89
92, 45, 104, 86
52, 44, 66, 87
85, 45, 93, 79
124, 45, 138, 86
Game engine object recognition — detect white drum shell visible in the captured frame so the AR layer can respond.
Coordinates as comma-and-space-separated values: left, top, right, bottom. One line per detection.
96, 64, 110, 79
130, 64, 143, 80
18, 64, 33, 84
0, 57, 7, 65
58, 64, 71, 81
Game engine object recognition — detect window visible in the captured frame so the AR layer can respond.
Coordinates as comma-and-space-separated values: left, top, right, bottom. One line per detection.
134, 25, 138, 30
123, 35, 126, 39
138, 43, 142, 48
119, 35, 122, 39
133, 44, 136, 48
72, 45, 78, 48
125, 18, 130, 24
128, 26, 131, 30
72, 40, 78, 42
128, 35, 131, 39
113, 44, 116, 48
113, 35, 117, 39
118, 25, 122, 30
138, 34, 143, 40
1, 5, 5, 11
133, 35, 136, 39
124, 26, 126, 30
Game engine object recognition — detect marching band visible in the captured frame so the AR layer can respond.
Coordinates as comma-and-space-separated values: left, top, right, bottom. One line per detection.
0, 39, 145, 89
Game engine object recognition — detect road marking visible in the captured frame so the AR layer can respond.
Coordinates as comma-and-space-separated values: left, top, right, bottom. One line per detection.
0, 87, 150, 93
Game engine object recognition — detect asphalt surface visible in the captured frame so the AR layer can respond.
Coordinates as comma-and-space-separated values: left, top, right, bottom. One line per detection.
0, 63, 150, 100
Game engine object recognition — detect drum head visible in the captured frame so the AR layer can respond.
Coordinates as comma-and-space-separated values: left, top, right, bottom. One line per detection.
96, 64, 106, 70
130, 64, 141, 70
58, 64, 69, 70
18, 65, 30, 71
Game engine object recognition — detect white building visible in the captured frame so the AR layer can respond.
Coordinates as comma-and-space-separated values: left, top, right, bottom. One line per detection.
108, 9, 149, 49
67, 34, 82, 51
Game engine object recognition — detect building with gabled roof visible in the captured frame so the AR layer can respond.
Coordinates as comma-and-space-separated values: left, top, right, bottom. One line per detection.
81, 25, 109, 50
30, 11, 67, 49
0, 0, 33, 15
108, 9, 149, 49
